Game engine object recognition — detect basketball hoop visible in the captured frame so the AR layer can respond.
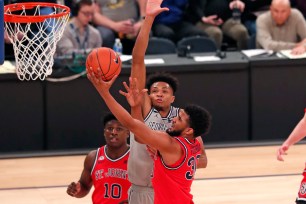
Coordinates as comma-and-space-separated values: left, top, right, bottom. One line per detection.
4, 2, 70, 80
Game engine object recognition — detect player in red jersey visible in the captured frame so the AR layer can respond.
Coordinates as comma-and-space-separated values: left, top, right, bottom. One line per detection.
67, 113, 130, 204
277, 109, 306, 204
87, 73, 211, 203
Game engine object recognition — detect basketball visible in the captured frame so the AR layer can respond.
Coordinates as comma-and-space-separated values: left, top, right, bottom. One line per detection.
86, 47, 122, 81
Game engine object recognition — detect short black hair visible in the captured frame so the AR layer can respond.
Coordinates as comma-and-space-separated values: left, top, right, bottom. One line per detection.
146, 72, 179, 93
184, 104, 211, 137
103, 112, 117, 126
72, 0, 93, 16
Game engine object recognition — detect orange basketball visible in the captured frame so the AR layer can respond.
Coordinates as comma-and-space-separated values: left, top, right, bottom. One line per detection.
86, 47, 122, 81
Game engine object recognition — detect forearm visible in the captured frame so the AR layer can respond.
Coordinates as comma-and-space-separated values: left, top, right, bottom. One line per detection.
283, 114, 306, 147
132, 16, 154, 65
93, 13, 116, 30
131, 16, 154, 91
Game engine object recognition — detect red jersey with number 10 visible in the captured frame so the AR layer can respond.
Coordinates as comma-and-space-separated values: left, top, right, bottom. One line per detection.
91, 146, 131, 204
152, 137, 201, 204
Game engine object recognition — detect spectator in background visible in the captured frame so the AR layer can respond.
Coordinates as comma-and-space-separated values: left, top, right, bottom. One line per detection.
152, 0, 208, 44
67, 113, 131, 204
56, 0, 102, 56
93, 0, 147, 54
256, 0, 306, 54
187, 0, 249, 50
291, 0, 306, 19
242, 0, 272, 36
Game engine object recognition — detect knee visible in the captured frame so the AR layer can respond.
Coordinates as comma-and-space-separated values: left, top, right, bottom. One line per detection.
236, 27, 249, 40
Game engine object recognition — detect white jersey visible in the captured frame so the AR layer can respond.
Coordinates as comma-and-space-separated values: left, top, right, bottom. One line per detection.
128, 106, 180, 186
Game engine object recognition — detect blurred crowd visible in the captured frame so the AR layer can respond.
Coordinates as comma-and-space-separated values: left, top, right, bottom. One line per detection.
3, 0, 306, 58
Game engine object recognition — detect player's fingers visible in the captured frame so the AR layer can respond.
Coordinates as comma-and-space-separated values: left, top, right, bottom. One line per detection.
119, 90, 127, 96
123, 81, 130, 91
108, 75, 118, 85
76, 182, 81, 191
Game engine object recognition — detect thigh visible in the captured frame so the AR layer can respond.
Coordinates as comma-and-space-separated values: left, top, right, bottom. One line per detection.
128, 187, 154, 204
196, 22, 221, 36
177, 21, 207, 38
222, 19, 248, 40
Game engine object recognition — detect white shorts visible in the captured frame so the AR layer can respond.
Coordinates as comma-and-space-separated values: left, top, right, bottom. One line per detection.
128, 184, 154, 204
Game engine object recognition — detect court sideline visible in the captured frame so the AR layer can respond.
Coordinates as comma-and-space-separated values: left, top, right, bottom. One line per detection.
1, 144, 305, 203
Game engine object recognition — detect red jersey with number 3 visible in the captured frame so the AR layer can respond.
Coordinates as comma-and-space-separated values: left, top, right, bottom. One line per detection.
91, 146, 131, 204
152, 137, 201, 204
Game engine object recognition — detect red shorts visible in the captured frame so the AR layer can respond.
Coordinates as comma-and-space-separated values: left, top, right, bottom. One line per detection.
297, 168, 306, 201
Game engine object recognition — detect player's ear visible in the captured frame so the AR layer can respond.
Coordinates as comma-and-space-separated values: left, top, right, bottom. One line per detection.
185, 127, 194, 136
170, 95, 175, 103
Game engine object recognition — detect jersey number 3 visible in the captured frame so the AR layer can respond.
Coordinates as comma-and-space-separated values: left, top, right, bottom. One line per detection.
185, 155, 201, 180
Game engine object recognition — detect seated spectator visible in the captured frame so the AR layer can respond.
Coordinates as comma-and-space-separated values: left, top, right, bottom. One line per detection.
256, 0, 306, 55
152, 0, 208, 44
291, 0, 306, 19
56, 0, 102, 56
93, 0, 146, 53
242, 0, 272, 36
4, 31, 15, 60
187, 0, 249, 50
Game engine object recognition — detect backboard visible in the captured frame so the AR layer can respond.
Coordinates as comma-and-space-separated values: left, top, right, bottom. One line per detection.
0, 0, 4, 65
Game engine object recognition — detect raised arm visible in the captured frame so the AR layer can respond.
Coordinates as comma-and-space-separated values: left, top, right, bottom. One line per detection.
277, 111, 306, 161
131, 0, 169, 115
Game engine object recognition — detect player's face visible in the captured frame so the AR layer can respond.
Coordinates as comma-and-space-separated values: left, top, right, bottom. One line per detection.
104, 120, 129, 148
149, 82, 175, 111
270, 3, 291, 25
166, 109, 190, 137
77, 4, 94, 26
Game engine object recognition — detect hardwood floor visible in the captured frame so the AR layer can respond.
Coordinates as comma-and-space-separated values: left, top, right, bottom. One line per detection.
1, 144, 305, 203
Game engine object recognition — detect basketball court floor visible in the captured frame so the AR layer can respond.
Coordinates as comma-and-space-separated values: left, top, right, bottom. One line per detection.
1, 144, 305, 203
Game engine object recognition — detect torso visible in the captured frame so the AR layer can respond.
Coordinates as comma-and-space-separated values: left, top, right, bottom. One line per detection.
128, 106, 180, 187
91, 146, 131, 204
152, 137, 201, 204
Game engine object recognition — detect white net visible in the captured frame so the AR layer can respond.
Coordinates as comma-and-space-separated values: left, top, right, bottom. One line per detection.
4, 3, 70, 80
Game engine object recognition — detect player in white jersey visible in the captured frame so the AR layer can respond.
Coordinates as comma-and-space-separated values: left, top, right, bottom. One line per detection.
128, 0, 208, 203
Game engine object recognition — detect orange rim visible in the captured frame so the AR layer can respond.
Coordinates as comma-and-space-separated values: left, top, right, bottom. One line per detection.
4, 2, 70, 23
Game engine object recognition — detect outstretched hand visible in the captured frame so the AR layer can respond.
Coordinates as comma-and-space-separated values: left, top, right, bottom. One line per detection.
276, 144, 289, 161
146, 0, 169, 17
119, 77, 147, 107
87, 67, 118, 95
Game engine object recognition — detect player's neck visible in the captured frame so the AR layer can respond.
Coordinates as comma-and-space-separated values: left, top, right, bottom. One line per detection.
157, 106, 171, 117
106, 145, 129, 160
73, 18, 86, 34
